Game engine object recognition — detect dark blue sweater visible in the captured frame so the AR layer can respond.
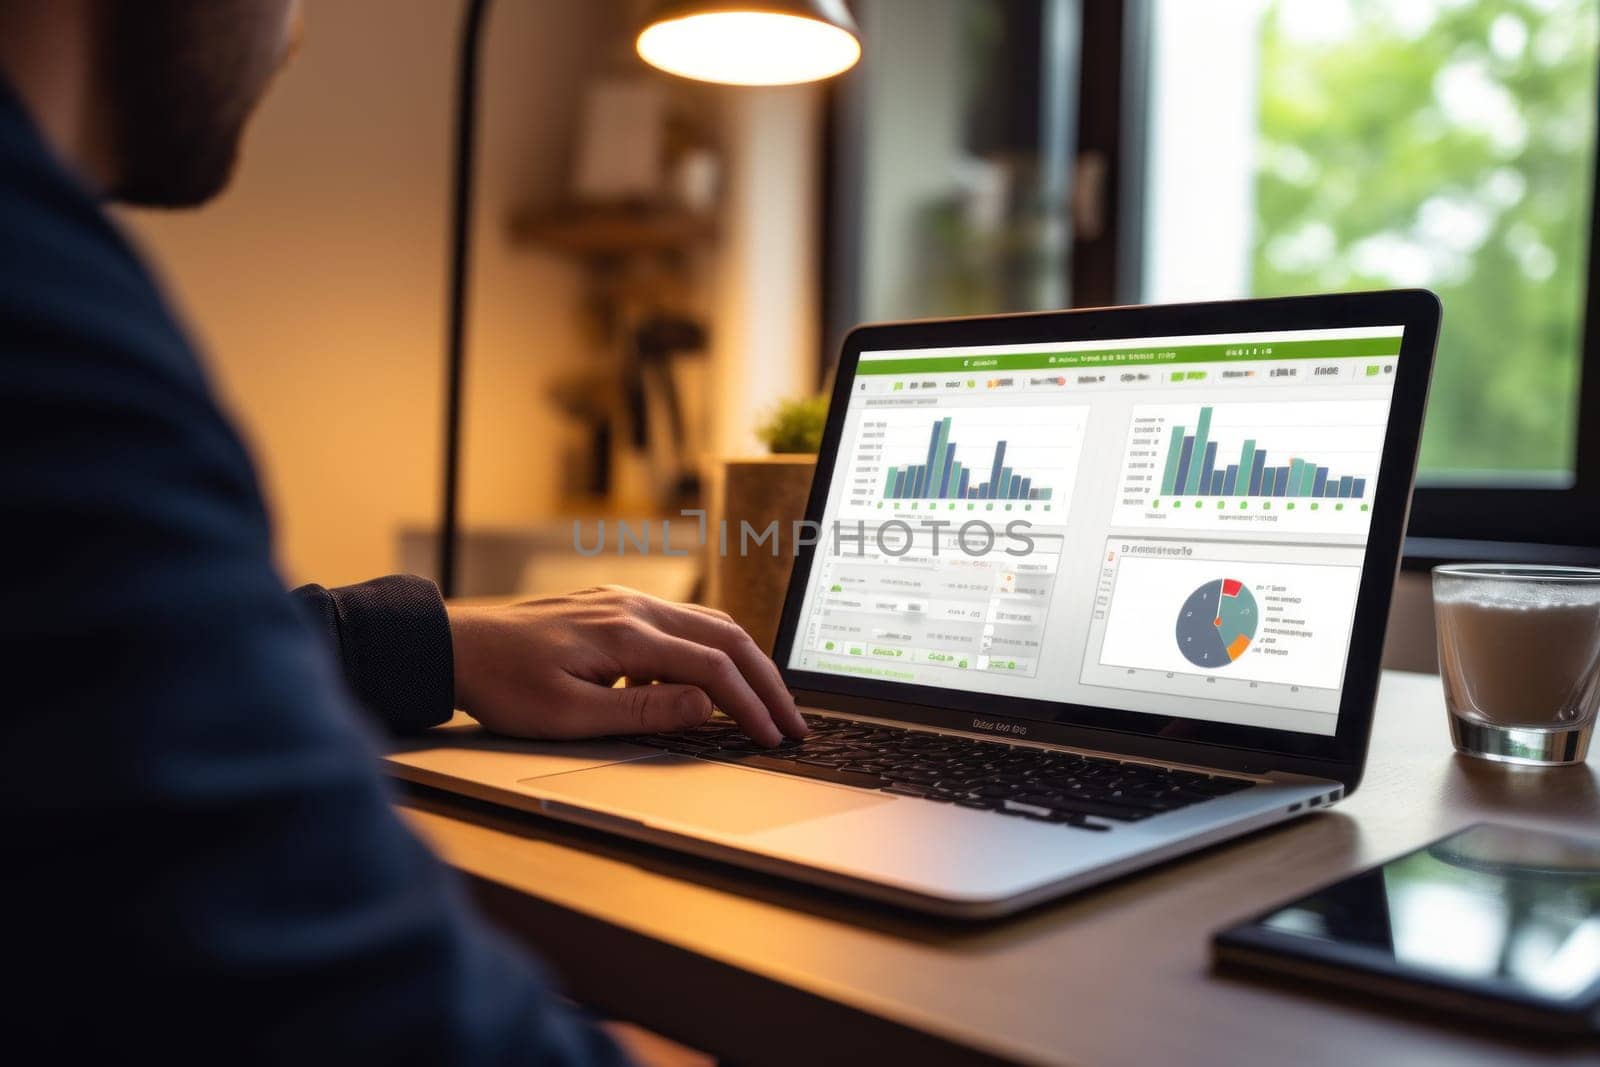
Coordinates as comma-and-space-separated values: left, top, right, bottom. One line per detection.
0, 81, 625, 1062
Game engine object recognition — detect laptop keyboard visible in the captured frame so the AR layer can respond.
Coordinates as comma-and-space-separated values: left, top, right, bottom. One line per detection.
625, 715, 1258, 833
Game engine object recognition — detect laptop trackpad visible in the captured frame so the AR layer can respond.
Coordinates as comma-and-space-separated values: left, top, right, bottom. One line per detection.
522, 754, 891, 835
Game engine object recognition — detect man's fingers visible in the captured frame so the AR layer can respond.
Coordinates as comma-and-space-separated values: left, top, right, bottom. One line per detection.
646, 603, 808, 739
601, 628, 786, 746
546, 678, 713, 738
681, 603, 737, 624
621, 682, 715, 734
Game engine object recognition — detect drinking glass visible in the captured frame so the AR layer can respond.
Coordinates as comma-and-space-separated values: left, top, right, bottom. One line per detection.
1433, 564, 1600, 766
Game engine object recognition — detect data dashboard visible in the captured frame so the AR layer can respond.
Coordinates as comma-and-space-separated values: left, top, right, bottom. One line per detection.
787, 326, 1405, 737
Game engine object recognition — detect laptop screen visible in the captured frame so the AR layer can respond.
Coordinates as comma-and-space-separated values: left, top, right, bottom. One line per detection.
785, 325, 1406, 738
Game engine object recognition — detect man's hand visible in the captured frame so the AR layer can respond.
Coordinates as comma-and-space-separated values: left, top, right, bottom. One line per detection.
444, 586, 808, 747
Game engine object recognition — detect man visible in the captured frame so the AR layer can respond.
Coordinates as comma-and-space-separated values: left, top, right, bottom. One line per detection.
0, 0, 805, 1058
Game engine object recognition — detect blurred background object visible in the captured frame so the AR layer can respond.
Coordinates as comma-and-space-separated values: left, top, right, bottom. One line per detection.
753, 392, 829, 455
438, 0, 860, 595
712, 394, 829, 650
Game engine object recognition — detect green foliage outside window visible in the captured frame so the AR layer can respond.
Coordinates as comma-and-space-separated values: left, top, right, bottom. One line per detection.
1253, 0, 1598, 475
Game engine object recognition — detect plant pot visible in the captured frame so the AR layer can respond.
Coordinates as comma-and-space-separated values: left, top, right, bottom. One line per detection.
712, 454, 818, 654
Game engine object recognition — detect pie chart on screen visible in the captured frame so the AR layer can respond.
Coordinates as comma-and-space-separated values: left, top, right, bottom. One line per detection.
1175, 578, 1258, 669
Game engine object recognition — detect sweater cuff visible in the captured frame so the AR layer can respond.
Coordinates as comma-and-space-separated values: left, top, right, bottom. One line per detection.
322, 575, 455, 734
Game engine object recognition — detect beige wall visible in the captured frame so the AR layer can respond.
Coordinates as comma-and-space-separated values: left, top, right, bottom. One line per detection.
122, 0, 611, 588
707, 86, 824, 458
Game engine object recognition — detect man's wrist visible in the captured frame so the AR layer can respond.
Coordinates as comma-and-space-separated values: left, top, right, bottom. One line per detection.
444, 603, 490, 716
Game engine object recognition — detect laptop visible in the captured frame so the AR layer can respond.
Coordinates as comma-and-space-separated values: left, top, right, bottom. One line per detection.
386, 290, 1441, 919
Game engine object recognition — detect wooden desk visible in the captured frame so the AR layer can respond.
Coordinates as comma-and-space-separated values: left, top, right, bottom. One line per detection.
397, 672, 1600, 1066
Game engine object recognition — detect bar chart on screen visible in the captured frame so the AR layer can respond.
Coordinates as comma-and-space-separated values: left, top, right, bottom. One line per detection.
1110, 400, 1389, 534
840, 405, 1089, 521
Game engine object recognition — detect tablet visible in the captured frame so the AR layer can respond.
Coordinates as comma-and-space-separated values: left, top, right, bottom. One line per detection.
1214, 823, 1600, 1035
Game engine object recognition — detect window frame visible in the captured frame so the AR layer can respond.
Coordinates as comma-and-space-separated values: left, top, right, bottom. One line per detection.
824, 0, 1600, 553
1105, 0, 1600, 552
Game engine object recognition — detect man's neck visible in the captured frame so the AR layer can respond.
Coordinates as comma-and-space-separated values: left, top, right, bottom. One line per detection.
0, 0, 113, 192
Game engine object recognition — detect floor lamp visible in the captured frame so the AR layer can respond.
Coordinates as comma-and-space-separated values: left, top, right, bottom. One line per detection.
436, 0, 861, 596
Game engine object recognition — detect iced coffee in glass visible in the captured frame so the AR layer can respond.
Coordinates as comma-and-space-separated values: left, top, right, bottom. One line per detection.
1433, 564, 1600, 766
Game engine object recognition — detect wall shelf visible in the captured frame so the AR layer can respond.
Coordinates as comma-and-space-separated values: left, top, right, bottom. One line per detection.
508, 205, 718, 260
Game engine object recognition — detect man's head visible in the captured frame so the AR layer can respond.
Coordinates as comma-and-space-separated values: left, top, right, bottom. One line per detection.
101, 0, 300, 206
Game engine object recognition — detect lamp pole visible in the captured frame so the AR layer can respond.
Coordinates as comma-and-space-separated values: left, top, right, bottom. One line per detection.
438, 0, 491, 598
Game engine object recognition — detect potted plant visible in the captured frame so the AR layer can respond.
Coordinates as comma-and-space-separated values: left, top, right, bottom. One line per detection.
713, 395, 827, 652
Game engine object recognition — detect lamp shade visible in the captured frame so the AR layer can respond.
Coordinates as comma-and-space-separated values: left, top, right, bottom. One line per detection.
637, 0, 861, 86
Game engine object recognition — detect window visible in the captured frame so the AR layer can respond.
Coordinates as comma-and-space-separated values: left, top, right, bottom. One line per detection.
828, 0, 1600, 547
1142, 0, 1597, 483
826, 0, 1081, 339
